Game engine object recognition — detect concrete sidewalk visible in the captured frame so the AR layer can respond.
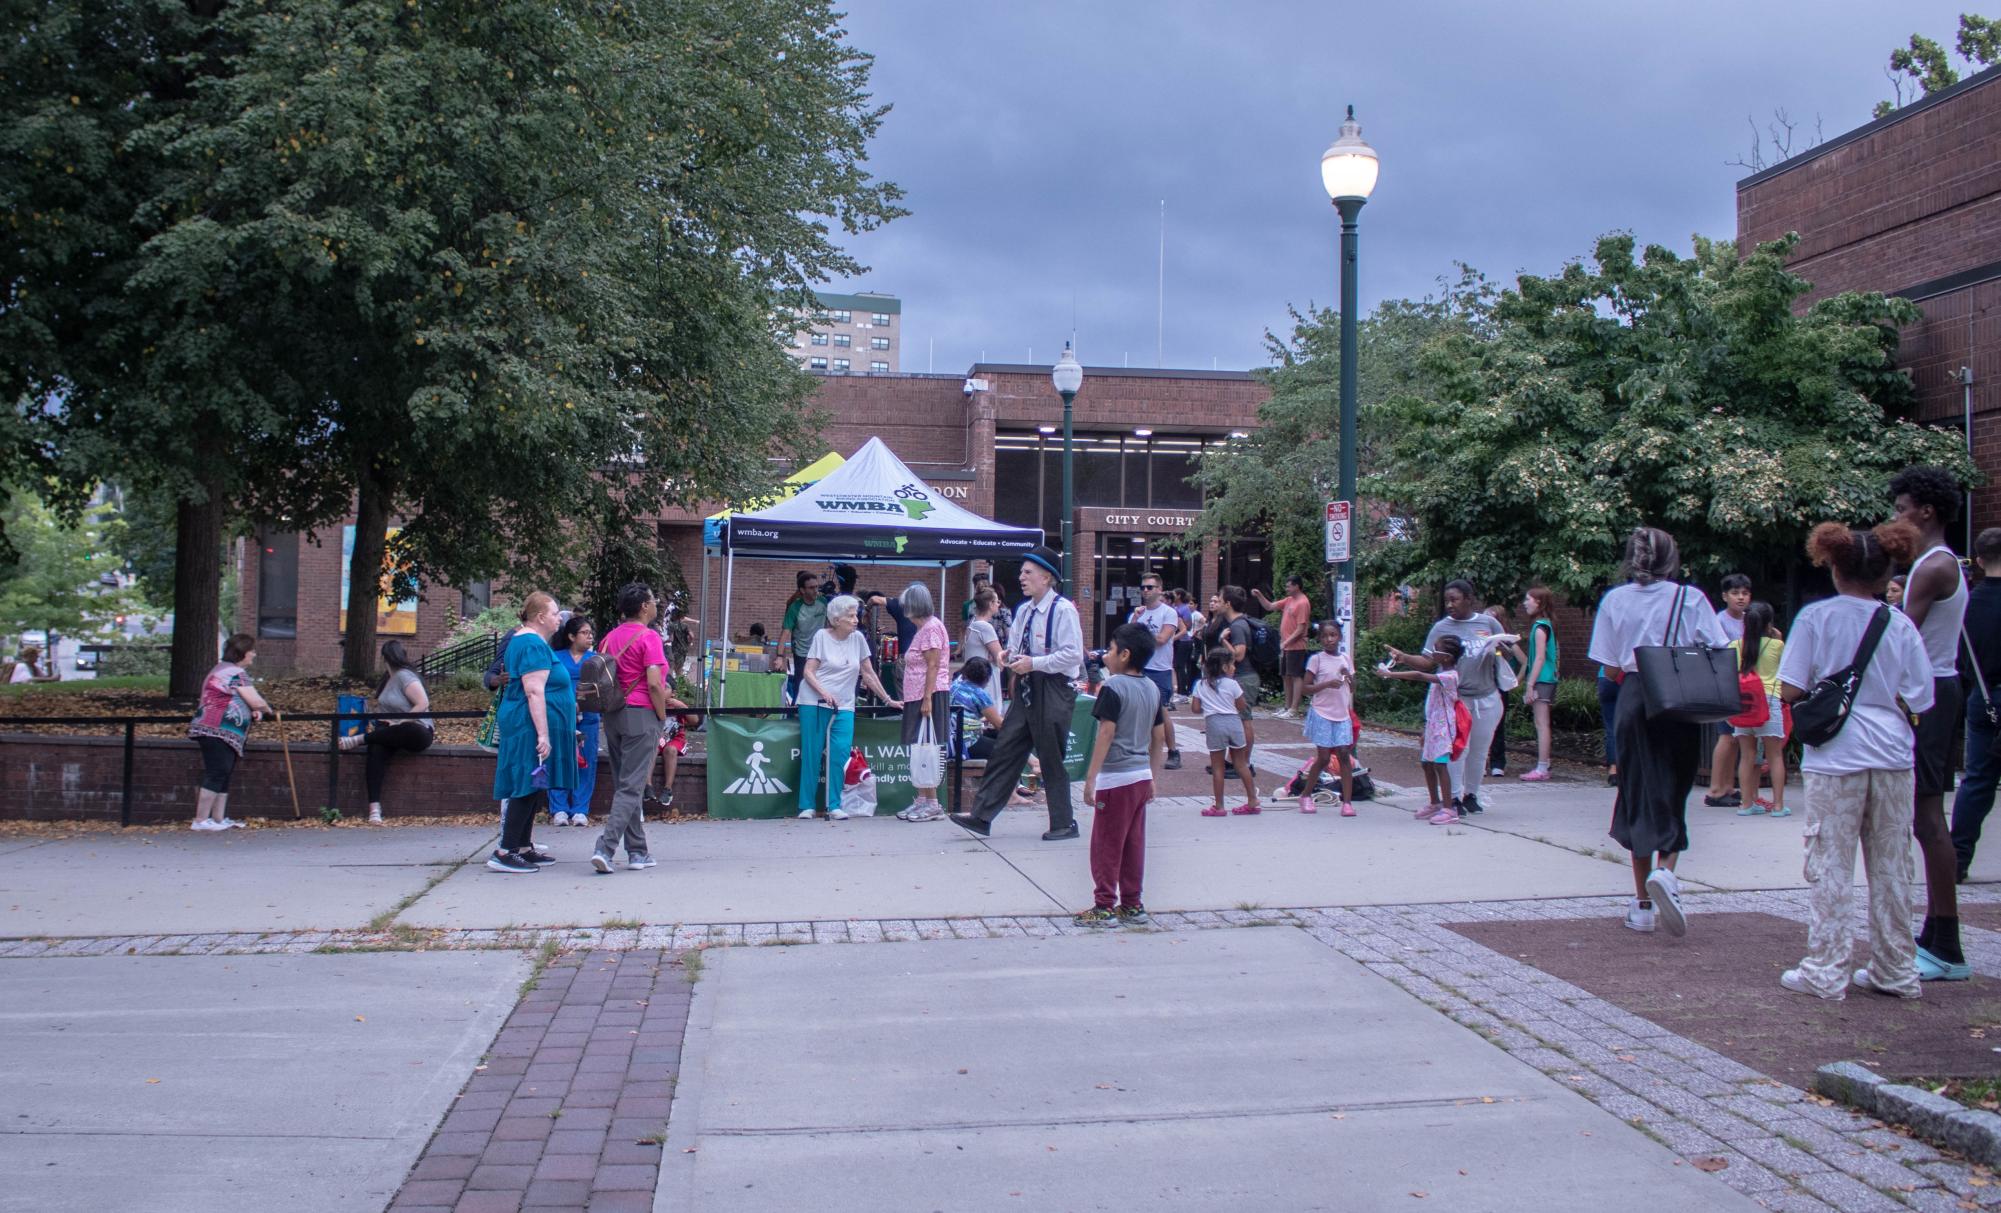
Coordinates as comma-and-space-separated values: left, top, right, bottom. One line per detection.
658, 927, 1760, 1211
0, 950, 527, 1213
11, 777, 2000, 938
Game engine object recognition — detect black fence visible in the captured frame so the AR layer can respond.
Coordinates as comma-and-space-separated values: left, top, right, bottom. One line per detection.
2, 703, 974, 828
417, 631, 504, 679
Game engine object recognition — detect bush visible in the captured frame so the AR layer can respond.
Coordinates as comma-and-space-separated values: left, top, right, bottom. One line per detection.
95, 643, 171, 678
1551, 677, 1603, 734
1351, 614, 1431, 724
441, 603, 518, 650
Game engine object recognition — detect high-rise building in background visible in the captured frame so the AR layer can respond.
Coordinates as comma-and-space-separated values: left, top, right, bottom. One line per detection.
788, 290, 900, 373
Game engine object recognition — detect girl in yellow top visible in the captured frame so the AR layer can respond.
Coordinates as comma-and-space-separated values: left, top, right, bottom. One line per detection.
1732, 601, 1789, 817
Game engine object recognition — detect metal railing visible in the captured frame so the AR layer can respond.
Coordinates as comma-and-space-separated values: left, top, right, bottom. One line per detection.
417, 631, 504, 678
1, 702, 975, 827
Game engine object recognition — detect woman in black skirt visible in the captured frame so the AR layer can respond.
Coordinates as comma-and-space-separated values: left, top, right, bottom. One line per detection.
1586, 527, 1729, 938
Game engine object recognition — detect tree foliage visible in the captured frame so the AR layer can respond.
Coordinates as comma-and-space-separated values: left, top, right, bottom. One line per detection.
0, 486, 138, 640
1367, 233, 1973, 603
135, 0, 903, 675
1189, 271, 1492, 609
5, 0, 904, 682
1875, 13, 1999, 117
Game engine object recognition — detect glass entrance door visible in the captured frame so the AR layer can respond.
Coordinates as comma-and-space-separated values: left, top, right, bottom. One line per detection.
1093, 536, 1200, 649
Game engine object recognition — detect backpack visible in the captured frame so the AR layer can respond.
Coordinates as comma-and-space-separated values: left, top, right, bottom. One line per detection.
1248, 618, 1283, 678
576, 629, 647, 718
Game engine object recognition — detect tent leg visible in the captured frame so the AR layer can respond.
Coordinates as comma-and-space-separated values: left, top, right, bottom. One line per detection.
720, 553, 734, 709
698, 551, 710, 675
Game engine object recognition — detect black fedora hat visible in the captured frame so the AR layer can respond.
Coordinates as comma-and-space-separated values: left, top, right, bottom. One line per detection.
1020, 545, 1063, 585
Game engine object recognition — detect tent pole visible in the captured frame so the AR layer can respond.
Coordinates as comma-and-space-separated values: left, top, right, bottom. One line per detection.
720, 550, 734, 708
698, 549, 710, 670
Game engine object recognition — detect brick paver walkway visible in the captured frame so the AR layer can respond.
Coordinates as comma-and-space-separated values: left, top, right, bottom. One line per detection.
12, 884, 2001, 1212
387, 949, 691, 1213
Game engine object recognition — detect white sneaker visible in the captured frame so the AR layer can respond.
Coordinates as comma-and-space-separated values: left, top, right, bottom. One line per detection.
570, 814, 590, 828
190, 819, 223, 832
550, 812, 571, 827
1852, 967, 1921, 999
828, 809, 849, 820
797, 810, 816, 819
368, 807, 384, 824
1623, 899, 1656, 933
1781, 969, 1844, 1000
1645, 868, 1685, 937
217, 818, 245, 829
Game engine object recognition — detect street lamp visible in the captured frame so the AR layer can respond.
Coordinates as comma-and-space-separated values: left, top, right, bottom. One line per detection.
1320, 104, 1377, 648
1052, 342, 1084, 586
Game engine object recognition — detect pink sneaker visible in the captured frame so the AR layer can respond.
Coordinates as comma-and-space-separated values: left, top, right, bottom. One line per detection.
1298, 796, 1317, 814
1414, 803, 1441, 819
1230, 803, 1261, 815
1340, 802, 1357, 817
1519, 769, 1550, 782
1201, 805, 1227, 818
1428, 807, 1460, 824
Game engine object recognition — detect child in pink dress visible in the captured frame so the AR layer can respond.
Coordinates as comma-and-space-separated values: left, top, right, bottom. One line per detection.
1380, 634, 1464, 823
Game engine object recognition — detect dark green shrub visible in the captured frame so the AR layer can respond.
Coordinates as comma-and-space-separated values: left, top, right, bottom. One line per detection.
1352, 614, 1431, 723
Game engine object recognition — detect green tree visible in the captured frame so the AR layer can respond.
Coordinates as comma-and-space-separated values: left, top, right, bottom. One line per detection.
1189, 270, 1492, 612
135, 0, 901, 678
0, 486, 138, 641
1875, 13, 1999, 117
1366, 233, 1973, 606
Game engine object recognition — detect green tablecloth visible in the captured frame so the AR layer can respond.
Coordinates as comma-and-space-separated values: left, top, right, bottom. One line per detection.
716, 671, 787, 709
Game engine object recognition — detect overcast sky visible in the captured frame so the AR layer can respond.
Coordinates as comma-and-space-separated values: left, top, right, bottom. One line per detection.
823, 0, 1974, 374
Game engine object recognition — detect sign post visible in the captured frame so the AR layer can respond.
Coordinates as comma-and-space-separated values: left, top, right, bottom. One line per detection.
1325, 500, 1355, 654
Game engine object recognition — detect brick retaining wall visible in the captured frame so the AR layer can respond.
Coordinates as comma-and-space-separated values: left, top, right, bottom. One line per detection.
0, 735, 705, 825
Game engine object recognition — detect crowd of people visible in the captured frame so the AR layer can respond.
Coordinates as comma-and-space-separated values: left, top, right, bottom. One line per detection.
168, 463, 2001, 990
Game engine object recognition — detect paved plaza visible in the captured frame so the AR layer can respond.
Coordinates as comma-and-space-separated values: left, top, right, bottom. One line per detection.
6, 752, 2001, 1212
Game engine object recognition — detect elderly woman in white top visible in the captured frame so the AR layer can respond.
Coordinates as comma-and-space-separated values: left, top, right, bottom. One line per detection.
796, 595, 899, 820
1586, 527, 1729, 939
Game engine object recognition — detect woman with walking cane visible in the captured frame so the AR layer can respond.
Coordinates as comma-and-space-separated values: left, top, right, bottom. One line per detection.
186, 633, 273, 830
796, 594, 900, 819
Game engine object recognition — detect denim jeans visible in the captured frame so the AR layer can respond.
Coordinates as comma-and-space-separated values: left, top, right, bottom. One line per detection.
1950, 686, 2001, 874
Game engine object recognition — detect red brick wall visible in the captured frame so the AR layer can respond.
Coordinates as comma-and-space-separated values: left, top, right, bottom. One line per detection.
1736, 71, 2001, 545
0, 735, 706, 824
237, 520, 460, 676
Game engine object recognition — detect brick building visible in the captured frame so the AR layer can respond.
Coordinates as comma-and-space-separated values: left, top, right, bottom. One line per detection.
239, 363, 1274, 674
1736, 64, 2000, 544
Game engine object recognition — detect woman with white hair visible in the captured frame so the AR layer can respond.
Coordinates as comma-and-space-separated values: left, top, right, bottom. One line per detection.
896, 582, 954, 821
797, 594, 900, 820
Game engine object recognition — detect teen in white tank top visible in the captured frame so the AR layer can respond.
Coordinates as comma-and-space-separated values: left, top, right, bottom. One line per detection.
1910, 544, 1967, 678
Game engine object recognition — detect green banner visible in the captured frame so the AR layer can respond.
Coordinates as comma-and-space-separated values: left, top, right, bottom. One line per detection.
705, 715, 805, 820
704, 700, 1096, 820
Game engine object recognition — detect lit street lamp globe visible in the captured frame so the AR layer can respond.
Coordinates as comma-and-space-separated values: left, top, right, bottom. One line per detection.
1320, 105, 1378, 202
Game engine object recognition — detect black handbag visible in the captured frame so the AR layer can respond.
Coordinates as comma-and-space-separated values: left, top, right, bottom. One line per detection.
1634, 585, 1742, 723
1791, 605, 1890, 747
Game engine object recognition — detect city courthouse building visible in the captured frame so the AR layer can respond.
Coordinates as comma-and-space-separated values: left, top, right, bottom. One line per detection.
239, 363, 1273, 673
1736, 64, 2000, 540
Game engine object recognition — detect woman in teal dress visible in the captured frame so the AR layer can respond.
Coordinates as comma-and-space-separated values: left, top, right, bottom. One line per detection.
489, 591, 576, 874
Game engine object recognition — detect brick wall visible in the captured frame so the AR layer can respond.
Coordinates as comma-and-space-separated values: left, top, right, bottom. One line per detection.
1737, 69, 2001, 550
0, 735, 705, 825
237, 519, 460, 676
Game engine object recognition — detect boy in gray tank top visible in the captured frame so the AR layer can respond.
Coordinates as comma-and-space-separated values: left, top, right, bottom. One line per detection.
1074, 622, 1166, 928
1892, 465, 1971, 979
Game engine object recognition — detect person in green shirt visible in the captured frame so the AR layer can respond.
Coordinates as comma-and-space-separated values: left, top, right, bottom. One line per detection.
778, 570, 829, 704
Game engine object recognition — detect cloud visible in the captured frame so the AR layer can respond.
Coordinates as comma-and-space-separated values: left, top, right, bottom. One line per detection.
827, 0, 1969, 372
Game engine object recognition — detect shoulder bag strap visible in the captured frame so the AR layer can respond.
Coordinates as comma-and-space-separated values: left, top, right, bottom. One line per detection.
607, 628, 649, 697
1661, 584, 1687, 648
1962, 626, 1998, 720
1843, 605, 1894, 687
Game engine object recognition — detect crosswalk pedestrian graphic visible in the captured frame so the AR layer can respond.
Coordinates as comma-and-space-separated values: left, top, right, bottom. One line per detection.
723, 741, 792, 796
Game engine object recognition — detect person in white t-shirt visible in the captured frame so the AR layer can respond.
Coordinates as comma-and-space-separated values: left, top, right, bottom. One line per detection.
1586, 527, 1729, 938
1775, 521, 1933, 1000
1127, 575, 1184, 770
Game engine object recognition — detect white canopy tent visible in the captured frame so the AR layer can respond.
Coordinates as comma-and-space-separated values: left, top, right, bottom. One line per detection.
705, 438, 1043, 703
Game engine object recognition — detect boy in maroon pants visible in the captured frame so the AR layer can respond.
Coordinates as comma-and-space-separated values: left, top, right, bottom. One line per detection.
1075, 622, 1167, 927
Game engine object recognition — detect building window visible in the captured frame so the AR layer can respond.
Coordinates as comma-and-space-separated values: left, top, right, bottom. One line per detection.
872, 312, 892, 326
810, 333, 828, 346
870, 360, 890, 372
256, 529, 298, 638
870, 337, 890, 350
831, 309, 852, 323
833, 334, 851, 348
809, 356, 828, 370
832, 358, 850, 371
460, 581, 492, 619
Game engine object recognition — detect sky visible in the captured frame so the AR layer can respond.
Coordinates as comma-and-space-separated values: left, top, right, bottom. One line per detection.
821, 0, 1976, 374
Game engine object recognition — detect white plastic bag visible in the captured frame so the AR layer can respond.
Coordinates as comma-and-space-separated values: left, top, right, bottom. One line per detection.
843, 770, 879, 817
907, 716, 943, 788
